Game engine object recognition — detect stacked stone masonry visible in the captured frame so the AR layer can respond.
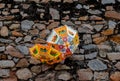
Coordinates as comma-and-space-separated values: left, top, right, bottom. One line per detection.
0, 0, 120, 81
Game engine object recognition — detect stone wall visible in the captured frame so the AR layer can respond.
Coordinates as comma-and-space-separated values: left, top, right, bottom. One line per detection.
0, 0, 120, 81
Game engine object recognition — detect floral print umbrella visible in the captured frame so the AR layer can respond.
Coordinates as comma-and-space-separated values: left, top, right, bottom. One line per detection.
29, 25, 79, 65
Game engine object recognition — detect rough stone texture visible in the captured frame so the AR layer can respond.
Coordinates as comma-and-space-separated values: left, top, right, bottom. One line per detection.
93, 25, 103, 32
0, 3, 5, 9
82, 44, 97, 50
115, 46, 120, 52
76, 4, 82, 9
115, 62, 120, 70
97, 45, 112, 51
16, 58, 29, 67
47, 22, 60, 29
93, 36, 107, 44
0, 38, 13, 43
99, 50, 107, 58
83, 34, 92, 44
0, 69, 10, 77
88, 9, 102, 15
39, 29, 50, 39
16, 68, 32, 80
110, 35, 120, 44
63, 0, 73, 3
0, 26, 9, 37
78, 24, 93, 33
31, 66, 41, 74
101, 29, 114, 36
0, 46, 5, 52
85, 52, 97, 59
62, 21, 75, 26
2, 72, 17, 81
5, 45, 24, 58
90, 15, 103, 21
77, 69, 93, 81
33, 38, 46, 44
70, 55, 84, 61
16, 45, 29, 55
0, 60, 15, 68
33, 23, 46, 30
13, 58, 19, 63
94, 72, 109, 81
24, 35, 31, 42
0, 1, 120, 81
52, 0, 61, 2
15, 37, 22, 43
102, 0, 115, 4
35, 72, 55, 81
0, 22, 3, 27
41, 0, 50, 3
105, 11, 120, 20
88, 59, 107, 71
21, 20, 34, 31
58, 72, 72, 80
55, 64, 70, 70
29, 29, 39, 35
41, 64, 52, 72
107, 53, 120, 60
110, 72, 120, 81
11, 31, 23, 37
108, 20, 116, 29
28, 57, 41, 65
0, 16, 14, 20
9, 24, 20, 30
50, 8, 60, 20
